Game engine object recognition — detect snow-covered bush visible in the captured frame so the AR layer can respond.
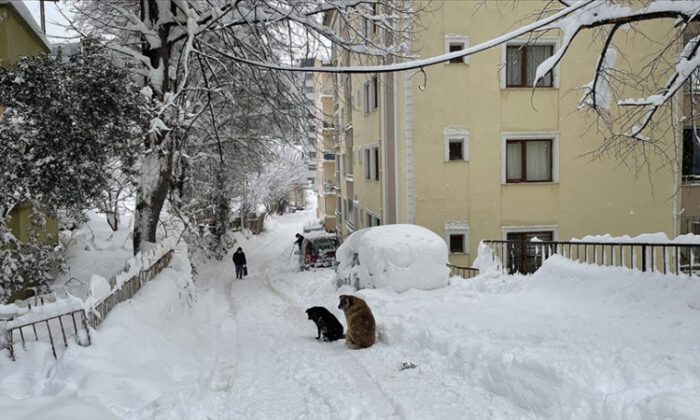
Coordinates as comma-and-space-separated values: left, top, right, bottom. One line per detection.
335, 224, 450, 293
0, 212, 64, 303
0, 37, 147, 213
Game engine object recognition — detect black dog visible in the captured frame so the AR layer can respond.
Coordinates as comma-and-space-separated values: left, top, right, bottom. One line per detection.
305, 306, 344, 342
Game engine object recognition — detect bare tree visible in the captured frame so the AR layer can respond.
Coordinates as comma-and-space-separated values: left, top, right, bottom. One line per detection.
68, 0, 426, 254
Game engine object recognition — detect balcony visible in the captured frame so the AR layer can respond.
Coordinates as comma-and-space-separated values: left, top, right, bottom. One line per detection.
322, 182, 336, 194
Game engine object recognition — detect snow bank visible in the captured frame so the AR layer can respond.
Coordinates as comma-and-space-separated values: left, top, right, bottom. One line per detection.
336, 224, 449, 293
572, 232, 700, 244
0, 250, 224, 420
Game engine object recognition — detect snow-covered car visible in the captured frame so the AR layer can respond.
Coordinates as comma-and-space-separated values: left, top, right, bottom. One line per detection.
299, 232, 340, 270
335, 224, 450, 293
302, 219, 324, 233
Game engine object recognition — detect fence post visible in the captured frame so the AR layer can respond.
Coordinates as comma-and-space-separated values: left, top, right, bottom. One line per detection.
641, 245, 647, 272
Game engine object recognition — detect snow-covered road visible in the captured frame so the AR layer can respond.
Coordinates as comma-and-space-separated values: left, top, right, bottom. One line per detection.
197, 210, 404, 419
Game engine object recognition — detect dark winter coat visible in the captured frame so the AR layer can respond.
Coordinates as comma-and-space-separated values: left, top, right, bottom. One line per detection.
232, 251, 247, 266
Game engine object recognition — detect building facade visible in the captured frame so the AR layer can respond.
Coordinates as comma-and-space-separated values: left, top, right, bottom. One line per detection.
329, 1, 685, 267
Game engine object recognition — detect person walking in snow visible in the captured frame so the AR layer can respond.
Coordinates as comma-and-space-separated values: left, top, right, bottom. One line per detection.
294, 233, 305, 254
232, 247, 247, 279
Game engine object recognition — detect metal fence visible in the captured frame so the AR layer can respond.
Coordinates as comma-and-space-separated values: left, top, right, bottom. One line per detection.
5, 309, 90, 361
447, 264, 480, 279
483, 240, 700, 275
4, 249, 174, 360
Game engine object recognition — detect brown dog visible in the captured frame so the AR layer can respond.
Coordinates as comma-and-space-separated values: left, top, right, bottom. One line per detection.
338, 295, 376, 349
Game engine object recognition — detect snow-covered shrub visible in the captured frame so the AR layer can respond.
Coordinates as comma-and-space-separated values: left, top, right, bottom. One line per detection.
0, 37, 147, 214
335, 224, 450, 293
0, 213, 64, 303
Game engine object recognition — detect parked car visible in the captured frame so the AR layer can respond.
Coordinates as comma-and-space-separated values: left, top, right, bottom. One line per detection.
300, 232, 339, 270
303, 219, 324, 233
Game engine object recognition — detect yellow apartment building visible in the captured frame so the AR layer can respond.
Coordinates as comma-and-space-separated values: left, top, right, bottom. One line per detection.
328, 1, 691, 268
311, 60, 339, 232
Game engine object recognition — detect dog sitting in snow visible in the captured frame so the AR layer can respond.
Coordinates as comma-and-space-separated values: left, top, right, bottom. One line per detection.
338, 295, 376, 349
305, 306, 344, 341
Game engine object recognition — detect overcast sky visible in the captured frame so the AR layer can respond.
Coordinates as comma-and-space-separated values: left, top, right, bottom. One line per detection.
24, 0, 76, 42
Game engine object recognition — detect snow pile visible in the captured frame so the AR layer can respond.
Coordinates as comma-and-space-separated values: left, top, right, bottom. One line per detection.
0, 250, 218, 420
572, 232, 700, 244
7, 295, 84, 329
336, 224, 450, 293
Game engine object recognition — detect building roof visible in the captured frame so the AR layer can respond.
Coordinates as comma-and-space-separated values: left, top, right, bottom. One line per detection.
0, 0, 51, 51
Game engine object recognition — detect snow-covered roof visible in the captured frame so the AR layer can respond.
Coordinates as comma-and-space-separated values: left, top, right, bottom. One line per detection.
0, 0, 51, 51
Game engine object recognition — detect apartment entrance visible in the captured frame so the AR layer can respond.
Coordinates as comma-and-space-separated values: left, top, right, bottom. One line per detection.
505, 231, 553, 274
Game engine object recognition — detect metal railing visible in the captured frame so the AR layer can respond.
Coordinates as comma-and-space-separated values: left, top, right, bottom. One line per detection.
483, 240, 700, 275
3, 248, 174, 360
447, 264, 480, 279
6, 309, 90, 361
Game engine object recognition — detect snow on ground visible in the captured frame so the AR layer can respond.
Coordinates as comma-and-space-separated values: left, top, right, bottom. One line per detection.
2, 195, 700, 419
54, 209, 135, 300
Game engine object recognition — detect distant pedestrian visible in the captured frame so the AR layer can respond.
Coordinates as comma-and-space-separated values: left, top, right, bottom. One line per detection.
295, 233, 305, 253
232, 247, 247, 279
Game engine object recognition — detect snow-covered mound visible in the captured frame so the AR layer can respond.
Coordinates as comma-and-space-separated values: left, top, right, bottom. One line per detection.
335, 224, 450, 293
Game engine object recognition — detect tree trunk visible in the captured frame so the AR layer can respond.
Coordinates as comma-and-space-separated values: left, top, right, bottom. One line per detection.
133, 141, 173, 254
132, 0, 173, 255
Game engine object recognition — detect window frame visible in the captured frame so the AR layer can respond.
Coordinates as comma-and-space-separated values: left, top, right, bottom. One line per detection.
505, 139, 552, 183
500, 38, 559, 89
444, 223, 470, 254
365, 210, 381, 227
362, 2, 378, 41
501, 132, 559, 184
364, 148, 372, 179
444, 35, 469, 65
683, 128, 700, 183
443, 128, 469, 162
363, 76, 378, 114
364, 145, 380, 181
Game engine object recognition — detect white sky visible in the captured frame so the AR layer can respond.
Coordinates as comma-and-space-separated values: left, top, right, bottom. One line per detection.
24, 0, 76, 42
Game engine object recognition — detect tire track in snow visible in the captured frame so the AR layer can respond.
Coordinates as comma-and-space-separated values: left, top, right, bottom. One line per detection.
261, 270, 404, 419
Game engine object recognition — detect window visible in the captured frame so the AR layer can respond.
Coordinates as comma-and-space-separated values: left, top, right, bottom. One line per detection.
364, 148, 371, 179
347, 201, 358, 230
443, 128, 469, 162
362, 3, 378, 40
445, 223, 470, 254
444, 35, 469, 64
506, 139, 552, 183
683, 128, 700, 182
308, 151, 317, 160
449, 140, 463, 161
373, 147, 380, 181
366, 212, 381, 227
505, 44, 554, 87
449, 234, 465, 253
363, 76, 378, 113
364, 145, 380, 181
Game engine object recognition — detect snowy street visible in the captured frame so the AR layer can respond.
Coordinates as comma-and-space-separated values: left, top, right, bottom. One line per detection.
1, 204, 700, 419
